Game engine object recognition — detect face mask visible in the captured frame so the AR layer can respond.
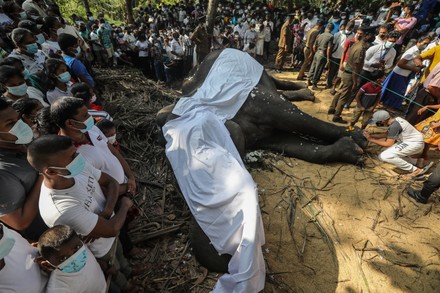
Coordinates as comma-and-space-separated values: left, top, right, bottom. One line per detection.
333, 18, 340, 22
401, 12, 406, 17
35, 33, 45, 44
88, 16, 94, 21
75, 46, 81, 57
0, 119, 33, 144
7, 83, 28, 96
90, 94, 97, 103
50, 153, 86, 178
418, 44, 427, 51
349, 14, 354, 19
341, 16, 346, 19
22, 68, 30, 80
366, 15, 372, 20
107, 134, 117, 144
57, 71, 71, 83
0, 226, 15, 259
384, 41, 395, 49
25, 43, 38, 54
57, 244, 87, 273
355, 12, 360, 17
73, 115, 94, 133
19, 11, 27, 20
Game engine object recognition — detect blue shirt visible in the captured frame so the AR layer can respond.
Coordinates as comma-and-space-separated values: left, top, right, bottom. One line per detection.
330, 21, 341, 35
63, 55, 95, 87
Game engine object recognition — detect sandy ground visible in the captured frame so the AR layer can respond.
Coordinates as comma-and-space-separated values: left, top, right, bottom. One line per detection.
256, 69, 440, 293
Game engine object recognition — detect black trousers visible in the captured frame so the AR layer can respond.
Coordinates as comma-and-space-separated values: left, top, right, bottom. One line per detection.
420, 164, 440, 200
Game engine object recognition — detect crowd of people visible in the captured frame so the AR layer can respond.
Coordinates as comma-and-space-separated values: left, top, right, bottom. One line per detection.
1, 0, 440, 292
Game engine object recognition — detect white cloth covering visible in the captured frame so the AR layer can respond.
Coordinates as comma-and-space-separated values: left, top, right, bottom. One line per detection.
172, 48, 263, 121
164, 49, 266, 292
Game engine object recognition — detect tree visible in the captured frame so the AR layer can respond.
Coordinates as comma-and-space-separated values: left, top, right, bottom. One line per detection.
126, 0, 135, 24
82, 0, 91, 15
206, 0, 219, 37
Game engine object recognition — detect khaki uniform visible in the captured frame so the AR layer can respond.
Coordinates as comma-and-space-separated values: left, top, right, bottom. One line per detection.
275, 20, 293, 69
308, 31, 333, 85
298, 27, 320, 79
329, 40, 368, 118
191, 25, 210, 64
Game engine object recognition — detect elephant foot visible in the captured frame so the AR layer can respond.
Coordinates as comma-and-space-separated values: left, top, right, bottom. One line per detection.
282, 88, 315, 102
189, 219, 231, 273
344, 128, 368, 150
333, 137, 364, 166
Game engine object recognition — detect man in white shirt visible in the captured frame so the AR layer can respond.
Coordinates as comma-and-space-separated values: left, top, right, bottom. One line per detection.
27, 135, 134, 291
327, 22, 354, 88
0, 223, 47, 293
170, 32, 184, 78
359, 31, 398, 87
364, 110, 425, 178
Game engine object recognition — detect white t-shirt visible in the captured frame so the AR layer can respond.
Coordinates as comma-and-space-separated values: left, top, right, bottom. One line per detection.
393, 45, 420, 77
388, 117, 424, 145
332, 30, 354, 59
46, 83, 72, 104
0, 227, 47, 293
79, 126, 125, 184
41, 40, 61, 56
28, 86, 49, 107
135, 40, 149, 57
46, 247, 106, 293
39, 162, 115, 258
170, 39, 184, 59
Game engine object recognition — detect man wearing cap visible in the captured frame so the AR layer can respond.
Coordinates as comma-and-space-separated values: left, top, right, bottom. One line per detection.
364, 110, 425, 178
275, 13, 294, 71
191, 16, 210, 65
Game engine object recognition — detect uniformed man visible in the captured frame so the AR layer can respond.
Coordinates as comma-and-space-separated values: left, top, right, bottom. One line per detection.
275, 13, 294, 72
308, 23, 334, 89
191, 16, 210, 65
297, 21, 324, 80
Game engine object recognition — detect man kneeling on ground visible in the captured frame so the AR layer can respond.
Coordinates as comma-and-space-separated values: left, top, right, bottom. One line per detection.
364, 110, 427, 179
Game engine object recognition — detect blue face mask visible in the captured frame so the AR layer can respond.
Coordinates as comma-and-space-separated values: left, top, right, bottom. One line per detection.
50, 153, 86, 178
0, 225, 16, 260
75, 46, 81, 57
57, 244, 87, 273
73, 116, 94, 133
7, 83, 28, 96
0, 119, 33, 144
35, 33, 45, 44
57, 71, 71, 83
22, 68, 31, 80
19, 11, 27, 20
25, 42, 38, 54
385, 41, 395, 49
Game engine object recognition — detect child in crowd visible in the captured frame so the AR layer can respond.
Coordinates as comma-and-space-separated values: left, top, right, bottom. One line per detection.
11, 98, 43, 128
45, 58, 73, 104
0, 223, 47, 292
349, 71, 386, 130
38, 225, 106, 293
96, 118, 120, 151
58, 33, 95, 88
70, 82, 112, 121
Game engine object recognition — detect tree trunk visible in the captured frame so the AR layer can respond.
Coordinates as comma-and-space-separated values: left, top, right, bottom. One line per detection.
82, 0, 91, 15
126, 0, 135, 25
206, 0, 219, 37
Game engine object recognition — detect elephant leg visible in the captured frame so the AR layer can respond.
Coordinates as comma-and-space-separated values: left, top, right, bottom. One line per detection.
271, 76, 307, 90
282, 88, 315, 102
258, 131, 364, 165
189, 218, 232, 273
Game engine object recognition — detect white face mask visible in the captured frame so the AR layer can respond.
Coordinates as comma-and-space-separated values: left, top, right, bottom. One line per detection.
0, 119, 33, 144
107, 134, 117, 144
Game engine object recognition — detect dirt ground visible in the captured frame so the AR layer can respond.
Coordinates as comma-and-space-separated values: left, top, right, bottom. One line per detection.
257, 70, 440, 293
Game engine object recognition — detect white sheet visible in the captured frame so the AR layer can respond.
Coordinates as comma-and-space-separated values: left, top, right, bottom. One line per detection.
172, 48, 264, 121
163, 110, 265, 292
